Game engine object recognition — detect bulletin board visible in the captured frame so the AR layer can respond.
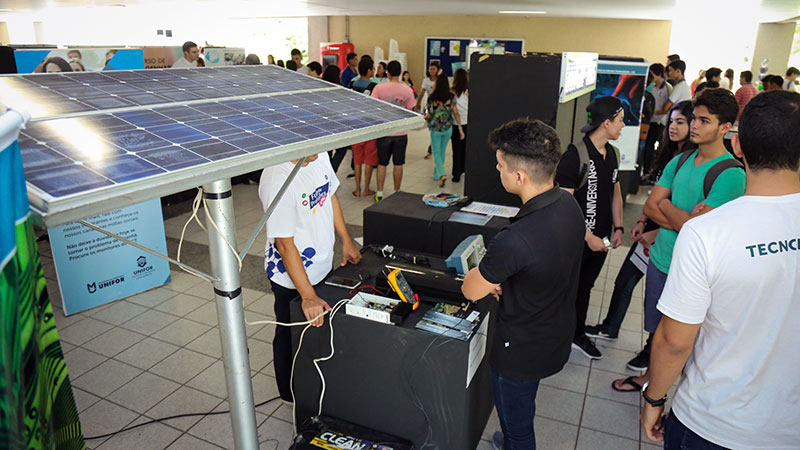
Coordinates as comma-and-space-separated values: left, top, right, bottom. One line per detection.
425, 36, 525, 77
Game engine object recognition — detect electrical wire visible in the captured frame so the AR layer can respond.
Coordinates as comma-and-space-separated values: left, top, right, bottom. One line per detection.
83, 395, 282, 440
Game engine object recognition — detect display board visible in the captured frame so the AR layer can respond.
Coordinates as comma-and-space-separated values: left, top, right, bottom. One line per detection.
590, 58, 649, 171
142, 46, 183, 69
0, 110, 85, 449
204, 47, 245, 66
1, 65, 423, 227
13, 47, 144, 74
425, 36, 524, 76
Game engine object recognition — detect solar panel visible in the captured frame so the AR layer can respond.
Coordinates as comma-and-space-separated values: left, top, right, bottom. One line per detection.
0, 65, 336, 121
3, 67, 423, 226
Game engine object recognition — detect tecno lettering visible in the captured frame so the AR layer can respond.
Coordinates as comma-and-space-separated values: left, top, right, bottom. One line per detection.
745, 238, 800, 258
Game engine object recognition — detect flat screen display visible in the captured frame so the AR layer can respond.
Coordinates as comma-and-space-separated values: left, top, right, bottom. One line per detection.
559, 52, 598, 103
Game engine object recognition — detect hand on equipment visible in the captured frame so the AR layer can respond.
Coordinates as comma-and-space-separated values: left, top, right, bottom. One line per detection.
587, 233, 609, 252
341, 240, 362, 267
302, 295, 332, 327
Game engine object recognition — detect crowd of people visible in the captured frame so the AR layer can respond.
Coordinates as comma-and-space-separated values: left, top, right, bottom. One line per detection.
168, 41, 798, 449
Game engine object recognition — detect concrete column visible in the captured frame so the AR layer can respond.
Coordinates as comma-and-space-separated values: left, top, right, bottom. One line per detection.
307, 16, 329, 63
0, 23, 10, 45
751, 22, 796, 76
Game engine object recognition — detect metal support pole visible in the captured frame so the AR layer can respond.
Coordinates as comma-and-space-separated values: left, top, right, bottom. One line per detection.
202, 179, 259, 450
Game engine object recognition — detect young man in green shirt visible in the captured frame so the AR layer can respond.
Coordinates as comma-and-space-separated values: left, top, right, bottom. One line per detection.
612, 88, 746, 391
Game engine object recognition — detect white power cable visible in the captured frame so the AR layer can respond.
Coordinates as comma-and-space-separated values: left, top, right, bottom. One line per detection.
176, 189, 213, 282
201, 190, 243, 272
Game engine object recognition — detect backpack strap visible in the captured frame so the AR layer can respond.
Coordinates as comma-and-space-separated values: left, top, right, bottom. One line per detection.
703, 159, 744, 198
573, 139, 591, 191
675, 149, 694, 174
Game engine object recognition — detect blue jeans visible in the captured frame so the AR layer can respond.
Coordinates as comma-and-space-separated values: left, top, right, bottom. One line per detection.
490, 369, 540, 450
665, 410, 730, 450
601, 244, 645, 335
430, 128, 452, 180
644, 263, 668, 333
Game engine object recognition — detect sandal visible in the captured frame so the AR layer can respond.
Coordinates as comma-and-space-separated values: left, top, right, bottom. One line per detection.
352, 190, 361, 197
611, 376, 642, 392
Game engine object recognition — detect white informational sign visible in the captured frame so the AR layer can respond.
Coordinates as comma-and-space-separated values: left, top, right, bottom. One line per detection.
467, 311, 490, 388
629, 242, 651, 274
49, 199, 171, 315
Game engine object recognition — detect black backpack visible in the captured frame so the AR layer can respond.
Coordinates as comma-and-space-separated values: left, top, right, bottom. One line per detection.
674, 150, 744, 198
641, 91, 656, 124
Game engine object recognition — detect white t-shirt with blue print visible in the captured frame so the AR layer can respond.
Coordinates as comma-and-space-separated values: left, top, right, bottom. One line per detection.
258, 152, 339, 290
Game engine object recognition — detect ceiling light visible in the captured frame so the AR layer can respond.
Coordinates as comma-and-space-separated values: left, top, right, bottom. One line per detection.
498, 10, 547, 14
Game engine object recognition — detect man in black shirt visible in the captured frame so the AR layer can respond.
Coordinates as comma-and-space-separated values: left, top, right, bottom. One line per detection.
463, 119, 585, 450
555, 96, 625, 360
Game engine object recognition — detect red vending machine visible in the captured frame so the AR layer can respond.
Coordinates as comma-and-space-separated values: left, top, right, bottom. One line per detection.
320, 42, 355, 71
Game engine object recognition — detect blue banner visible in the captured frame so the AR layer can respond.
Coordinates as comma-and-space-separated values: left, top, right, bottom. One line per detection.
49, 199, 171, 315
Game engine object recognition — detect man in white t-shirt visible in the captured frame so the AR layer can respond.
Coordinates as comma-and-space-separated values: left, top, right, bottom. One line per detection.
171, 41, 200, 68
259, 152, 362, 402
659, 60, 690, 115
641, 90, 800, 449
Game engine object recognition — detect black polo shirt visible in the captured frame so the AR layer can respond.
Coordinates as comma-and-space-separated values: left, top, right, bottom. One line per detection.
478, 185, 585, 380
555, 136, 619, 239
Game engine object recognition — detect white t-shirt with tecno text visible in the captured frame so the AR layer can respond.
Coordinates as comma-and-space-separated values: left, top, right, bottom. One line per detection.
258, 152, 340, 290
657, 193, 800, 450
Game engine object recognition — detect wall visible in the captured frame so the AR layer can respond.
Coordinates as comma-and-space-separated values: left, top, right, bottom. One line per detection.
0, 23, 9, 45
751, 22, 796, 77
332, 16, 671, 81
307, 16, 329, 63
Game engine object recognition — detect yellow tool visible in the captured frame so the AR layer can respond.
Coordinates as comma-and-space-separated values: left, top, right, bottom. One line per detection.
387, 269, 419, 311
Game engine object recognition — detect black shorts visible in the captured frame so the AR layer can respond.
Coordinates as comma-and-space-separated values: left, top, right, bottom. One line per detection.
377, 135, 408, 166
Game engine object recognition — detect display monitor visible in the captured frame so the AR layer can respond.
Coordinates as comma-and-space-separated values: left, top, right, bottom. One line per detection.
559, 52, 598, 103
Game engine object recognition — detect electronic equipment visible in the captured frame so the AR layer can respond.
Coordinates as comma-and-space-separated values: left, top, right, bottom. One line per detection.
387, 269, 419, 310
324, 275, 362, 289
422, 193, 472, 208
445, 235, 487, 276
346, 292, 400, 325
291, 415, 414, 450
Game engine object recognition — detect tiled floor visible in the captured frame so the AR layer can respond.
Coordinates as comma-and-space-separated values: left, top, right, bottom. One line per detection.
42, 128, 663, 449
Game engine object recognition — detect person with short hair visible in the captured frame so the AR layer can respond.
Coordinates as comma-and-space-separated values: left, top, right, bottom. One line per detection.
172, 41, 200, 68
462, 119, 585, 450
735, 70, 759, 122
245, 54, 261, 65
641, 89, 800, 450
784, 66, 799, 90
291, 48, 308, 75
285, 60, 297, 71
350, 58, 379, 197
555, 96, 626, 360
341, 52, 358, 88
259, 153, 362, 403
306, 61, 322, 78
764, 74, 784, 91
370, 60, 416, 201
664, 60, 691, 113
704, 67, 722, 83
644, 63, 673, 176
612, 88, 746, 391
276, 59, 285, 68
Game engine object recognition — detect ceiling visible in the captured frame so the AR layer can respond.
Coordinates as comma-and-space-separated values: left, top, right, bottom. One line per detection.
1, 0, 799, 22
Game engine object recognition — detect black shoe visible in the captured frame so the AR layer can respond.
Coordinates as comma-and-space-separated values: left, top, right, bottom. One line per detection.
626, 350, 649, 371
452, 176, 460, 183
584, 324, 618, 341
571, 335, 602, 359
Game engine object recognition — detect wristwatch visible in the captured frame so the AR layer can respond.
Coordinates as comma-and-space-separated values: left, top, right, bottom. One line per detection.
614, 226, 624, 233
641, 381, 667, 407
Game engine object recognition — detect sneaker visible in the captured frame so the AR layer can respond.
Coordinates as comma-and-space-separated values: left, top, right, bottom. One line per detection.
584, 324, 618, 341
571, 335, 602, 359
626, 350, 649, 371
491, 431, 503, 450
374, 193, 384, 202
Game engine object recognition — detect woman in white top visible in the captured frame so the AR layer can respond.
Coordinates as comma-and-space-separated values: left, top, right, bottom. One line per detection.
450, 68, 469, 182
719, 68, 734, 90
